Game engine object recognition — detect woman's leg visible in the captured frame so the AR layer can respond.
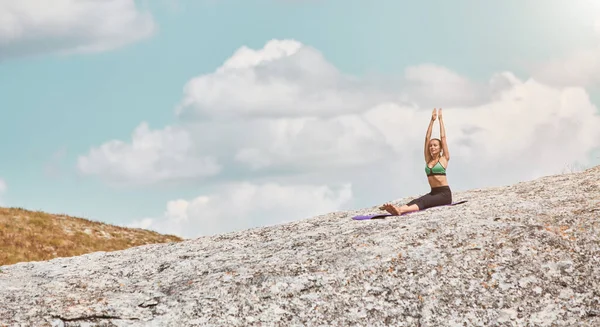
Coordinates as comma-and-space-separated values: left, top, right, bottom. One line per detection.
381, 203, 420, 215
379, 187, 451, 216
426, 187, 452, 207
380, 196, 424, 216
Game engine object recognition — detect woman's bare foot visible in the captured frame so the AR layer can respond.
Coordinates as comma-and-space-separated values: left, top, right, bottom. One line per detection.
378, 203, 398, 210
381, 203, 401, 215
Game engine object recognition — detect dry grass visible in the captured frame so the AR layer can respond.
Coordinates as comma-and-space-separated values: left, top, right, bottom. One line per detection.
0, 207, 183, 267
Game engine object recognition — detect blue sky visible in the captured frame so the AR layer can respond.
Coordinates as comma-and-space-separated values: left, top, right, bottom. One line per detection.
1, 0, 599, 238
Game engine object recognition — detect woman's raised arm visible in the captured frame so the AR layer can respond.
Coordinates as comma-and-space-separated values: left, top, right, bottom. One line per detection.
424, 108, 436, 162
438, 108, 450, 161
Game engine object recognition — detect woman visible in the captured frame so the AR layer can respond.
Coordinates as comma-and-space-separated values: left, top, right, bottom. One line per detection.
380, 108, 452, 215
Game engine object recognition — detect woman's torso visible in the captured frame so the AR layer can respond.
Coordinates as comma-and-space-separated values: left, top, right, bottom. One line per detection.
426, 157, 449, 188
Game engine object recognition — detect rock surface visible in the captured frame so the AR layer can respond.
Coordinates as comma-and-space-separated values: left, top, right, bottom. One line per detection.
1, 166, 599, 326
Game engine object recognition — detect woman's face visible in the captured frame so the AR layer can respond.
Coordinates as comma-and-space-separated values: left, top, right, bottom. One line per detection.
429, 139, 441, 156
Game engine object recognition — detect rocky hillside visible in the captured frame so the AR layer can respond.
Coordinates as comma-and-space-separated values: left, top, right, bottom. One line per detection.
0, 207, 182, 266
0, 166, 598, 326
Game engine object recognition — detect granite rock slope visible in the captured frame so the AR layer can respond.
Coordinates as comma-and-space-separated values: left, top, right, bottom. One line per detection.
0, 166, 599, 326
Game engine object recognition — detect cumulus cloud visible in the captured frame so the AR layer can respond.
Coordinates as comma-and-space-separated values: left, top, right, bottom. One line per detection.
231, 115, 392, 170
402, 64, 486, 107
434, 75, 600, 186
176, 39, 397, 120
532, 47, 600, 88
81, 39, 600, 187
0, 0, 155, 60
175, 39, 526, 123
128, 182, 352, 238
81, 39, 600, 237
230, 70, 599, 183
77, 122, 220, 186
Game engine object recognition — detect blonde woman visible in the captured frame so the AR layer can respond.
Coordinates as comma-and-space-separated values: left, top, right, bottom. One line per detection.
380, 108, 451, 215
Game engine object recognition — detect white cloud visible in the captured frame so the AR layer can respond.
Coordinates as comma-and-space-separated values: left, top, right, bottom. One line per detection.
176, 39, 397, 120
232, 70, 599, 182
402, 64, 485, 107
128, 182, 352, 238
232, 115, 392, 170
81, 40, 600, 188
82, 39, 600, 237
77, 122, 220, 186
532, 47, 600, 88
175, 39, 525, 123
0, 0, 155, 59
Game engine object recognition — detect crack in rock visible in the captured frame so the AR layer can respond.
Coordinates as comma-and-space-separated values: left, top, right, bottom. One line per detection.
52, 314, 141, 322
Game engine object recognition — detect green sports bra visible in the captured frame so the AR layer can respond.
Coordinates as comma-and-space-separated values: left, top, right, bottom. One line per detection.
426, 160, 446, 176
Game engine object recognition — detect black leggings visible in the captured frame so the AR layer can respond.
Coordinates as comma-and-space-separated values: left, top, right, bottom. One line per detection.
406, 186, 452, 210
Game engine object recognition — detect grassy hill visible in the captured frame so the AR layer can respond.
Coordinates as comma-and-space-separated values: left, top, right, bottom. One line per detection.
0, 207, 182, 266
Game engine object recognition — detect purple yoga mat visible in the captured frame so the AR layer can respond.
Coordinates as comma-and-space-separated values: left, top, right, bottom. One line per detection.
352, 200, 467, 220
